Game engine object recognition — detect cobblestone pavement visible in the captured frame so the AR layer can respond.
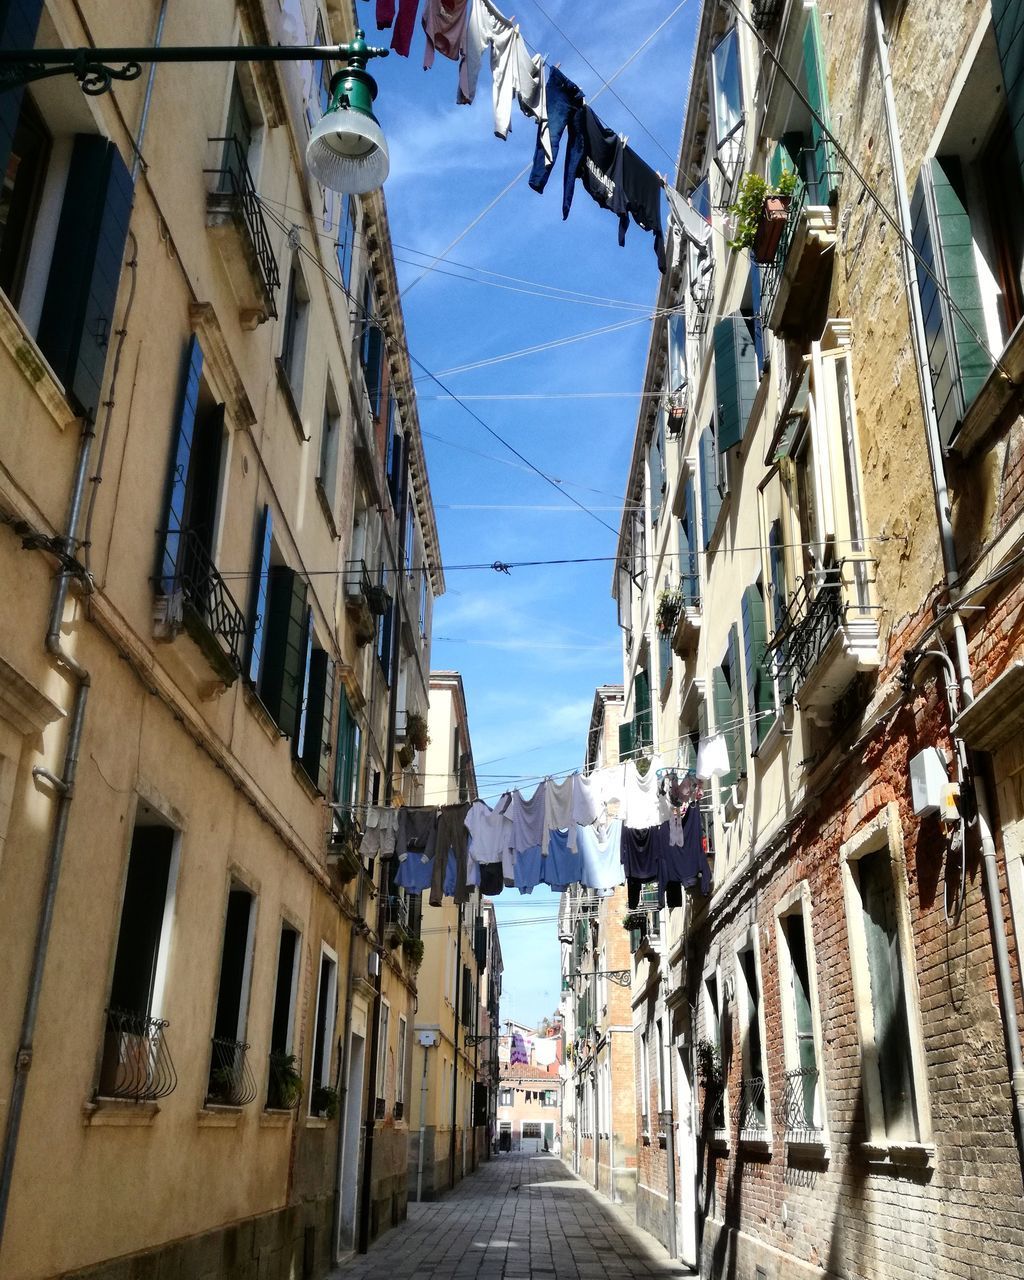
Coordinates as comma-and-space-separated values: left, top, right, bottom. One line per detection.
333, 1153, 695, 1280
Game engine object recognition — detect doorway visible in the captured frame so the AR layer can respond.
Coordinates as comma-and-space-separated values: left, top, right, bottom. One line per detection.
338, 1029, 366, 1254
675, 1044, 697, 1268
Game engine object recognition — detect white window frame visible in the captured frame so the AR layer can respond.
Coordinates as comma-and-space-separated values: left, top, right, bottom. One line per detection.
841, 803, 933, 1164
774, 882, 829, 1158
376, 999, 391, 1102
702, 958, 729, 1147
396, 1014, 407, 1107
309, 942, 339, 1113
639, 1029, 651, 1137
273, 917, 303, 1056
734, 926, 771, 1147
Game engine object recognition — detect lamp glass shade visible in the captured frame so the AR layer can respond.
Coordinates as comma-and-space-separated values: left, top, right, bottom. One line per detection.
306, 107, 390, 194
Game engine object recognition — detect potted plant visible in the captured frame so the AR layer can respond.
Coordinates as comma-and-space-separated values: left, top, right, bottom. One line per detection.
728, 168, 799, 263
402, 936, 425, 968
622, 909, 646, 932
267, 1051, 303, 1110
696, 1036, 724, 1092
398, 743, 415, 769
656, 585, 683, 637
406, 712, 430, 753
311, 1083, 339, 1119
667, 388, 686, 434
365, 582, 390, 617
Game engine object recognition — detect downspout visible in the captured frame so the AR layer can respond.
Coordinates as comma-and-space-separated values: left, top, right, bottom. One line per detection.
332, 860, 364, 1262
472, 937, 480, 1172
872, 0, 1024, 1171
130, 0, 168, 185
449, 904, 463, 1189
592, 943, 599, 1190
660, 958, 677, 1262
415, 1040, 430, 1202
357, 437, 410, 1253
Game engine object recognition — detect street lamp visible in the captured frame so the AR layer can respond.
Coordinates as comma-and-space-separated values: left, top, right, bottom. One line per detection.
0, 31, 390, 195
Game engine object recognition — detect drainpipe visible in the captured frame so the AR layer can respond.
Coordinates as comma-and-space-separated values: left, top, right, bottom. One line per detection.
130, 0, 169, 185
872, 0, 1024, 1172
415, 1039, 430, 1202
449, 904, 463, 1190
332, 859, 364, 1262
660, 950, 676, 1261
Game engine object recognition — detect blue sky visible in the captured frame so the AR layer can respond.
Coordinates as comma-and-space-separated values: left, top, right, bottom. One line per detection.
376, 0, 697, 1026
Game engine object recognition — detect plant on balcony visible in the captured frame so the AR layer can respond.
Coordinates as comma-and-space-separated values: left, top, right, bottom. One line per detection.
311, 1084, 339, 1119
622, 909, 646, 932
696, 1037, 724, 1091
728, 169, 799, 262
406, 712, 430, 752
365, 582, 390, 617
656, 585, 683, 636
667, 388, 686, 435
328, 813, 362, 883
267, 1051, 303, 1110
402, 936, 425, 968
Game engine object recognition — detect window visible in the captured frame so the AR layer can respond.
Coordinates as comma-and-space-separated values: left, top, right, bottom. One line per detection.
376, 1001, 390, 1103
542, 1089, 557, 1107
712, 624, 745, 788
736, 938, 768, 1136
0, 95, 49, 307
522, 1121, 542, 1140
295, 630, 334, 794
310, 945, 339, 1113
841, 806, 930, 1151
667, 311, 687, 394
639, 1030, 651, 1134
678, 475, 700, 606
711, 26, 742, 147
376, 578, 394, 686
332, 694, 361, 820
649, 409, 666, 526
385, 397, 403, 509
98, 809, 178, 1100
359, 276, 384, 418
499, 1088, 513, 1107
397, 1015, 407, 1106
741, 580, 775, 751
703, 967, 727, 1133
336, 193, 356, 292
713, 312, 759, 453
267, 921, 301, 1109
405, 509, 416, 578
207, 883, 257, 1106
279, 261, 310, 408
775, 888, 826, 1145
255, 557, 310, 736
633, 667, 652, 752
219, 73, 256, 194
419, 571, 430, 637
656, 1018, 668, 1112
318, 378, 341, 508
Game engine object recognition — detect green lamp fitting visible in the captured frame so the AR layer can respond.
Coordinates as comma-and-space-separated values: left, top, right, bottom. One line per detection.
327, 28, 389, 120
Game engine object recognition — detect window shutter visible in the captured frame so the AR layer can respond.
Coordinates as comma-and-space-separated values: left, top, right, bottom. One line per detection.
247, 504, 273, 686
649, 413, 666, 526
768, 519, 792, 703
749, 261, 765, 375
728, 623, 747, 767
618, 719, 635, 762
802, 5, 837, 203
713, 313, 759, 452
318, 657, 335, 796
667, 312, 687, 391
679, 476, 699, 606
711, 666, 736, 790
294, 607, 315, 755
699, 426, 721, 549
37, 135, 133, 420
741, 583, 774, 750
156, 335, 204, 594
0, 0, 45, 185
300, 648, 333, 793
261, 567, 308, 733
768, 138, 797, 187
379, 600, 394, 685
658, 628, 672, 694
634, 669, 652, 749
910, 159, 991, 447
994, 0, 1024, 188
333, 695, 354, 806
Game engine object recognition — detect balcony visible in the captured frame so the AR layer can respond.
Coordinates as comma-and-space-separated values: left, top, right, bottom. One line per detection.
767, 556, 879, 725
384, 893, 410, 945
205, 135, 281, 328
760, 143, 840, 337
154, 527, 247, 683
206, 1036, 258, 1108
344, 559, 388, 646
751, 0, 784, 29
97, 1008, 177, 1103
671, 583, 701, 659
739, 1076, 769, 1142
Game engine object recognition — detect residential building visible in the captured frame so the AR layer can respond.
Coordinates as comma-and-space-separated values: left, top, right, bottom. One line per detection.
408, 671, 499, 1199
611, 0, 1024, 1276
496, 1024, 563, 1153
0, 1, 441, 1276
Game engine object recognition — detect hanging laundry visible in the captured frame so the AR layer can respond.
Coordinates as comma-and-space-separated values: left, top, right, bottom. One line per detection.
512, 780, 547, 854
622, 755, 670, 830
377, 0, 422, 58
430, 801, 471, 906
478, 860, 505, 896
529, 65, 584, 194
513, 843, 543, 894
543, 775, 575, 854
359, 805, 399, 858
562, 104, 623, 222
577, 818, 624, 891
394, 806, 439, 892
572, 771, 601, 830
423, 0, 470, 68
592, 761, 626, 821
510, 1031, 529, 1065
542, 827, 580, 890
511, 37, 550, 158
466, 795, 514, 868
662, 805, 712, 905
665, 183, 712, 260
622, 820, 669, 909
458, 4, 551, 152
696, 732, 731, 780
533, 1036, 557, 1067
618, 144, 666, 271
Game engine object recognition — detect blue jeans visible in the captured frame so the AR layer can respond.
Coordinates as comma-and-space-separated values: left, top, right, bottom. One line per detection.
529, 65, 585, 194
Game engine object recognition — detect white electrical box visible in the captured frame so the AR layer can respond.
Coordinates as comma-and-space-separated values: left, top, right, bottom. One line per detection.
367, 950, 381, 978
910, 747, 948, 815
417, 1030, 440, 1048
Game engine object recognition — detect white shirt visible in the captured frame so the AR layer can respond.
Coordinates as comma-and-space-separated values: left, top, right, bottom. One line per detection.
465, 797, 513, 864
622, 756, 670, 829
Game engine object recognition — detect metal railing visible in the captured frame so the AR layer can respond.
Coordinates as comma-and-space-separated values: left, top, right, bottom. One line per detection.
163, 527, 248, 673
207, 1036, 259, 1107
205, 135, 280, 317
266, 1052, 303, 1111
760, 138, 842, 321
782, 1065, 822, 1135
751, 0, 784, 29
385, 894, 409, 933
766, 556, 877, 692
344, 558, 373, 602
739, 1076, 767, 1133
97, 1008, 177, 1102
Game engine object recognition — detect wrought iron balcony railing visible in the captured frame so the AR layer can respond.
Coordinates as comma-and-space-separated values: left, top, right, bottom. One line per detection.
206, 1036, 259, 1107
161, 527, 248, 676
739, 1076, 768, 1134
751, 0, 784, 30
782, 1065, 822, 1136
97, 1007, 177, 1102
205, 135, 280, 318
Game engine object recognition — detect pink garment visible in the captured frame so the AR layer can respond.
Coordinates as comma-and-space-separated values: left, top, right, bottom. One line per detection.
422, 0, 469, 68
379, 0, 422, 58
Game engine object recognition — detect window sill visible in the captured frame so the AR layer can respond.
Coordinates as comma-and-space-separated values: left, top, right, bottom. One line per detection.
785, 1134, 830, 1163
291, 757, 323, 800
198, 1106, 244, 1127
860, 1139, 935, 1170
260, 1109, 294, 1128
739, 1130, 772, 1155
243, 684, 288, 744
710, 1129, 730, 1152
0, 289, 76, 432
305, 1115, 329, 1129
275, 357, 309, 443
82, 1098, 160, 1127
315, 477, 340, 539
952, 315, 1024, 459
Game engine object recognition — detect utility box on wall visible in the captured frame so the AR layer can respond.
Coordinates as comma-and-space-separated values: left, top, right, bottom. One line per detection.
910, 747, 948, 815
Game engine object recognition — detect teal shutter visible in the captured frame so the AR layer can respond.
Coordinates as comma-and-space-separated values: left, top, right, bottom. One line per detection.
994, 0, 1024, 186
247, 504, 273, 686
658, 628, 672, 694
679, 476, 699, 605
910, 158, 991, 446
802, 5, 837, 203
713, 313, 758, 451
294, 606, 315, 755
711, 666, 736, 789
649, 414, 666, 525
156, 335, 204, 594
37, 135, 133, 419
768, 520, 792, 703
727, 623, 747, 769
618, 718, 635, 763
741, 583, 775, 750
261, 567, 308, 733
0, 0, 44, 185
699, 426, 721, 549
333, 696, 355, 806
768, 138, 798, 187
634, 669, 652, 750
300, 649, 333, 792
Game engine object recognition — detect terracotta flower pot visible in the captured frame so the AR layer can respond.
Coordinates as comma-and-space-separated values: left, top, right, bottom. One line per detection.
751, 194, 792, 265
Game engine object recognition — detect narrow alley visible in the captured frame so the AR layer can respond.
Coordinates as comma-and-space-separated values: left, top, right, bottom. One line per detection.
334, 1155, 692, 1280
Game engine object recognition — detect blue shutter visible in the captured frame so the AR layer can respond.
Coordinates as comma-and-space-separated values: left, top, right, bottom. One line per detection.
713, 313, 759, 451
156, 335, 204, 594
910, 159, 991, 447
750, 261, 765, 376
37, 135, 133, 419
994, 0, 1024, 185
699, 426, 721, 549
0, 0, 45, 189
247, 504, 273, 686
768, 520, 792, 703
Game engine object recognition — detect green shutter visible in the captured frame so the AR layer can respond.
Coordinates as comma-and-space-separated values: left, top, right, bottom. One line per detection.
712, 666, 736, 790
995, 0, 1024, 189
261, 567, 308, 733
294, 606, 314, 756
699, 426, 721, 550
658, 628, 672, 694
156, 335, 204, 593
741, 583, 775, 750
634, 669, 652, 750
618, 718, 635, 763
728, 623, 747, 767
0, 1, 45, 186
802, 4, 837, 203
247, 504, 273, 686
679, 477, 699, 605
300, 648, 332, 792
649, 413, 666, 526
768, 520, 792, 703
910, 158, 991, 446
768, 138, 798, 187
334, 695, 354, 806
37, 134, 133, 419
713, 313, 758, 451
